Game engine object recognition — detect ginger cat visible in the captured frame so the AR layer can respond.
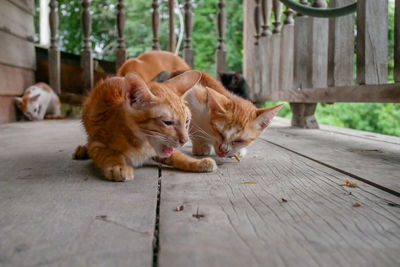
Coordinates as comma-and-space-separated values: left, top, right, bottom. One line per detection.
117, 51, 190, 82
167, 70, 283, 159
73, 71, 217, 182
14, 83, 63, 121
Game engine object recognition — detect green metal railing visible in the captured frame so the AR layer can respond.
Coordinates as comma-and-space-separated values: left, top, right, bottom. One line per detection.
278, 0, 357, 18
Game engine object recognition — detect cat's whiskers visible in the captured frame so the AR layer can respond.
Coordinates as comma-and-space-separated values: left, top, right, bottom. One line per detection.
191, 124, 213, 139
141, 129, 180, 147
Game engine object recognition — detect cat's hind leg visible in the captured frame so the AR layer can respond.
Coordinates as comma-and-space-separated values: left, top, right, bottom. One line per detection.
73, 144, 90, 160
158, 150, 217, 172
88, 142, 134, 182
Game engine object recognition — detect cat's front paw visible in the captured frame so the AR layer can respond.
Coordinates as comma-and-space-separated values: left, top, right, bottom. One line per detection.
73, 145, 89, 160
198, 158, 217, 172
104, 165, 134, 182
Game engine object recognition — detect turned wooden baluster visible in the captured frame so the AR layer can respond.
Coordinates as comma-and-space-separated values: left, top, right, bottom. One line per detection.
81, 0, 93, 91
152, 0, 160, 50
49, 0, 60, 94
216, 0, 226, 75
168, 0, 175, 52
261, 0, 272, 36
272, 0, 283, 33
183, 0, 194, 67
283, 7, 294, 25
116, 0, 126, 70
254, 0, 261, 45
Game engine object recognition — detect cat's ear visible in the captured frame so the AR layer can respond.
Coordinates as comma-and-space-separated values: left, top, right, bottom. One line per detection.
255, 104, 283, 130
29, 94, 40, 102
124, 72, 155, 109
14, 97, 22, 108
163, 70, 202, 96
206, 87, 229, 113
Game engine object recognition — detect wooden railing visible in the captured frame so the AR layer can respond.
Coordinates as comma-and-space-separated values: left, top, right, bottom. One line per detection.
47, 0, 228, 95
246, 0, 400, 128
46, 1, 399, 128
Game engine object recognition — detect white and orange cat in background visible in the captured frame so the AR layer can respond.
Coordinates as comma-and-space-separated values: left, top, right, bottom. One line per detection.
14, 83, 63, 121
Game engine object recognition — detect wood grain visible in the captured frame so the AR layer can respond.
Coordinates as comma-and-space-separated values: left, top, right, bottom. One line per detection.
158, 126, 400, 267
264, 117, 400, 194
0, 96, 17, 124
243, 0, 256, 99
356, 0, 388, 85
0, 31, 35, 70
0, 0, 34, 41
260, 83, 400, 103
328, 0, 354, 87
0, 120, 158, 266
279, 23, 294, 91
0, 63, 34, 96
6, 0, 34, 15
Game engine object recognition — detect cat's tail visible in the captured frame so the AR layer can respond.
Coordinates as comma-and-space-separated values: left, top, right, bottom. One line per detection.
73, 145, 90, 160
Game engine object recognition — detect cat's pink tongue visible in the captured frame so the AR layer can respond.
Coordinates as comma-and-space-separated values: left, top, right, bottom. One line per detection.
162, 145, 174, 156
217, 152, 225, 157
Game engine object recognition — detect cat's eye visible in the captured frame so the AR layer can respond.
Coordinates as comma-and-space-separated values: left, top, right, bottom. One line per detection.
232, 139, 244, 145
162, 120, 173, 126
33, 108, 37, 113
185, 119, 190, 125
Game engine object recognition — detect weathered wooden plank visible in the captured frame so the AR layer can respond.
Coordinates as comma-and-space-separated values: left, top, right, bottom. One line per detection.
6, 0, 34, 15
243, 0, 256, 99
183, 0, 194, 68
0, 64, 34, 96
168, 0, 176, 52
0, 31, 35, 70
0, 0, 34, 41
0, 120, 157, 266
0, 96, 17, 124
356, 0, 388, 85
328, 0, 354, 87
261, 83, 400, 103
395, 0, 400, 82
308, 17, 328, 89
259, 0, 272, 97
264, 117, 400, 194
293, 16, 309, 89
159, 126, 400, 267
279, 11, 294, 91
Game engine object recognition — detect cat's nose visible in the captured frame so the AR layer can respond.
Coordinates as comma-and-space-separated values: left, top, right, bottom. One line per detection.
179, 135, 188, 146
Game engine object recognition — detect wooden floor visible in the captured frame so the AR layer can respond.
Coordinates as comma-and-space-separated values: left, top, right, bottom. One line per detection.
0, 118, 399, 267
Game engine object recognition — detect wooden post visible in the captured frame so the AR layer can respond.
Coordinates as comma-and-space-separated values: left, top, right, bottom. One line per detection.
269, 0, 283, 94
328, 0, 354, 87
152, 0, 160, 50
168, 0, 175, 52
395, 0, 400, 82
260, 0, 272, 98
216, 0, 226, 77
356, 0, 388, 84
81, 0, 93, 91
253, 0, 261, 99
279, 7, 294, 91
48, 0, 60, 94
291, 0, 325, 129
183, 0, 194, 68
116, 0, 126, 71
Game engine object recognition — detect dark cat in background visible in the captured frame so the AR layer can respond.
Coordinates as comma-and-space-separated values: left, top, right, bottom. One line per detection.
153, 71, 250, 100
218, 72, 250, 100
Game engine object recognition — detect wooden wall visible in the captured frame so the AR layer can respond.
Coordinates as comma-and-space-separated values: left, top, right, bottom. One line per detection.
0, 0, 36, 124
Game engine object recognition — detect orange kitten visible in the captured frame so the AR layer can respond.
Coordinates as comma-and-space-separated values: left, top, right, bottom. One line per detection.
117, 51, 190, 82
73, 71, 217, 181
169, 71, 283, 159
